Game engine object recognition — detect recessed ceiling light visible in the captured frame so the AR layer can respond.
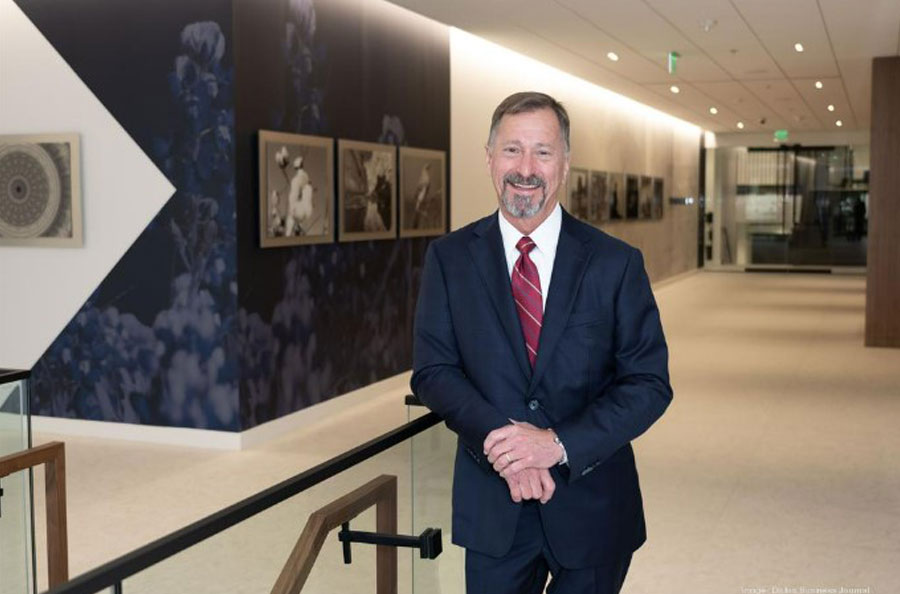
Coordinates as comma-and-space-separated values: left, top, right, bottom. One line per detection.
737, 122, 745, 129
607, 51, 619, 62
709, 107, 718, 114
670, 85, 680, 94
827, 104, 835, 112
699, 18, 718, 33
794, 42, 804, 52
815, 80, 823, 89
835, 120, 843, 127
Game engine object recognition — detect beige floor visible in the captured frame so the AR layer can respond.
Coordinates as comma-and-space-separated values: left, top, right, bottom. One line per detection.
28, 271, 900, 593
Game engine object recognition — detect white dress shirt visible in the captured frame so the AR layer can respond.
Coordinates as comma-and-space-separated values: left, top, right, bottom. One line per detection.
496, 202, 568, 464
497, 202, 562, 311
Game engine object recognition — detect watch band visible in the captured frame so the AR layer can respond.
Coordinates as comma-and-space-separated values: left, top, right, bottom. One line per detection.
548, 429, 568, 465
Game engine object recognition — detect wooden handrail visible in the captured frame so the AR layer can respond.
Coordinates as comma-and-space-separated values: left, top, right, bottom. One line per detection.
0, 441, 68, 588
271, 474, 398, 594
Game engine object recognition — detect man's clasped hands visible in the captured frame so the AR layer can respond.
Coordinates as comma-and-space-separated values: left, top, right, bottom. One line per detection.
483, 420, 564, 504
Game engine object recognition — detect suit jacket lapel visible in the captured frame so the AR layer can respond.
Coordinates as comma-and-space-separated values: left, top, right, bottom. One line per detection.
468, 214, 532, 381
528, 212, 591, 395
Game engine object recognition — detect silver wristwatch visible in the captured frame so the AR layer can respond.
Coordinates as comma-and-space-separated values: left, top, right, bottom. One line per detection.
549, 429, 568, 465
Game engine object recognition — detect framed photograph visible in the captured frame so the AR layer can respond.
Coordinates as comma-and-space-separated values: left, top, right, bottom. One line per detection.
567, 168, 589, 221
625, 174, 639, 219
639, 175, 653, 219
607, 172, 624, 220
652, 177, 664, 219
258, 130, 334, 248
588, 170, 609, 224
399, 147, 446, 238
338, 139, 396, 242
0, 133, 82, 247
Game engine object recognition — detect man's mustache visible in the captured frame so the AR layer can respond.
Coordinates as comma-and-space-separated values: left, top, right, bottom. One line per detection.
503, 173, 545, 188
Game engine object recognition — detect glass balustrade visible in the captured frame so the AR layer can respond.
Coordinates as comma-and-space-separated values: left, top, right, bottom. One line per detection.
409, 406, 460, 594
0, 370, 35, 594
39, 401, 460, 594
34, 409, 444, 594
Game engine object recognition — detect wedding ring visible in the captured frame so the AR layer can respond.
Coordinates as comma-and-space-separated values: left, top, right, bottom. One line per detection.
505, 453, 512, 464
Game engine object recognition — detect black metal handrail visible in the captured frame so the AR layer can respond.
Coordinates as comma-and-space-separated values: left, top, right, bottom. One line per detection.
0, 369, 30, 383
44, 408, 441, 594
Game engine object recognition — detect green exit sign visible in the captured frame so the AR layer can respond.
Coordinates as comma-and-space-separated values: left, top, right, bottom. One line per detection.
774, 129, 789, 141
667, 51, 679, 74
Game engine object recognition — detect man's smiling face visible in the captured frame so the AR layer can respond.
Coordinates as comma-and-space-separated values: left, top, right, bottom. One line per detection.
486, 107, 569, 227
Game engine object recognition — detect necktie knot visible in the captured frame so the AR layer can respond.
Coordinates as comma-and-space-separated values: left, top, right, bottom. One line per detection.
516, 236, 536, 256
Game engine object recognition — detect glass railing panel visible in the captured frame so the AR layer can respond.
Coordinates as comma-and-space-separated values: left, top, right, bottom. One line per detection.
0, 374, 35, 594
410, 418, 460, 594
118, 435, 426, 594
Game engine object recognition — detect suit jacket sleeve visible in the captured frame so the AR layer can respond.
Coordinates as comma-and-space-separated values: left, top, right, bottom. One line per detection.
554, 248, 673, 483
411, 242, 510, 465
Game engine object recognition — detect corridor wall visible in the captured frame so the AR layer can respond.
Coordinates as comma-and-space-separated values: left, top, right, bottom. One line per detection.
449, 29, 702, 282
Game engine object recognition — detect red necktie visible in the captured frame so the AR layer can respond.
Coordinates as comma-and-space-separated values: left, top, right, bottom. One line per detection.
512, 236, 543, 367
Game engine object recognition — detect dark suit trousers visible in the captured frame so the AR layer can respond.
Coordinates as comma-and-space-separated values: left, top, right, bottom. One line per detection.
465, 501, 632, 594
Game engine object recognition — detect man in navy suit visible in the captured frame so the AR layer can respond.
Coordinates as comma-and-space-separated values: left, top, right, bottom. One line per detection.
412, 91, 672, 594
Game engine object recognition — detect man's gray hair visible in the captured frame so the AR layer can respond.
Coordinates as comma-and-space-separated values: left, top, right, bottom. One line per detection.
487, 91, 571, 153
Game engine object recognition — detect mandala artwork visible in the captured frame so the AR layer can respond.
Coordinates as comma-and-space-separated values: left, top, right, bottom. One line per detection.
0, 134, 81, 246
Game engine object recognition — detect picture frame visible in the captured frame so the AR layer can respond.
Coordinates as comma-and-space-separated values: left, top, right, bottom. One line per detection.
652, 177, 664, 219
0, 133, 82, 247
625, 174, 639, 219
338, 139, 397, 242
258, 130, 334, 248
607, 172, 625, 221
588, 170, 609, 224
567, 168, 589, 221
398, 147, 446, 238
639, 175, 653, 219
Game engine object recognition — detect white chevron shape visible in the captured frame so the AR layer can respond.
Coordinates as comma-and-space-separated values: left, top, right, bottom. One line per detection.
0, 0, 175, 370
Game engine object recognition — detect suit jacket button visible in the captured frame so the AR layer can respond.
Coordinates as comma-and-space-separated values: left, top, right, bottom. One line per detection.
528, 399, 540, 411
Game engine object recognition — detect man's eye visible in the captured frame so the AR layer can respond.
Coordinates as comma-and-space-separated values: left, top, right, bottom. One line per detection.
504, 147, 519, 154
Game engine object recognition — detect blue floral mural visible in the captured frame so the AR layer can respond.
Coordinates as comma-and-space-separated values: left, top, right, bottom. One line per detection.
237, 238, 429, 426
30, 15, 240, 430
233, 0, 447, 428
278, 0, 327, 134
22, 0, 449, 432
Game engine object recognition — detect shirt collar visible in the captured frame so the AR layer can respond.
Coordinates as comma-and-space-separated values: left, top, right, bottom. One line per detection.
497, 201, 562, 260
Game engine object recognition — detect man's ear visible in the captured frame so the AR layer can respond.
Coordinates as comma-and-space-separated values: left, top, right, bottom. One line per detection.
485, 144, 493, 170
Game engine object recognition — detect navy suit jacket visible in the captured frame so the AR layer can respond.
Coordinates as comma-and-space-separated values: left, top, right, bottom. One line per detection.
411, 208, 672, 569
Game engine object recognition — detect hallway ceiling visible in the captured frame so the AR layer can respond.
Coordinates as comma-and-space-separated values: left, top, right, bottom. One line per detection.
389, 0, 900, 134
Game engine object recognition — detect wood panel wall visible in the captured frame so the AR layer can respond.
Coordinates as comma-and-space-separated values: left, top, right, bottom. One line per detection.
866, 56, 900, 348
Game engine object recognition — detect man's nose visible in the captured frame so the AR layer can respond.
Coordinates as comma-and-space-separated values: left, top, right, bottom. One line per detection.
516, 153, 536, 177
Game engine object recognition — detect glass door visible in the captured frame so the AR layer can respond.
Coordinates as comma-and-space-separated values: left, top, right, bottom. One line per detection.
707, 145, 867, 268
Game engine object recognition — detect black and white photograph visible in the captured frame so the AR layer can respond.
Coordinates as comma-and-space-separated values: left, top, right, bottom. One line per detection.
639, 175, 653, 219
625, 174, 639, 219
0, 133, 82, 247
567, 167, 589, 221
399, 147, 446, 238
588, 170, 609, 224
258, 130, 333, 248
338, 140, 396, 242
652, 177, 665, 220
607, 172, 624, 220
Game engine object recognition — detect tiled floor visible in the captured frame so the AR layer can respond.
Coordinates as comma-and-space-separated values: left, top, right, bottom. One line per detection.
28, 271, 900, 593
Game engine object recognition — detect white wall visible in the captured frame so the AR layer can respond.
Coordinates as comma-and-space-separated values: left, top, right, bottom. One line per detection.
449, 28, 702, 282
0, 0, 174, 370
